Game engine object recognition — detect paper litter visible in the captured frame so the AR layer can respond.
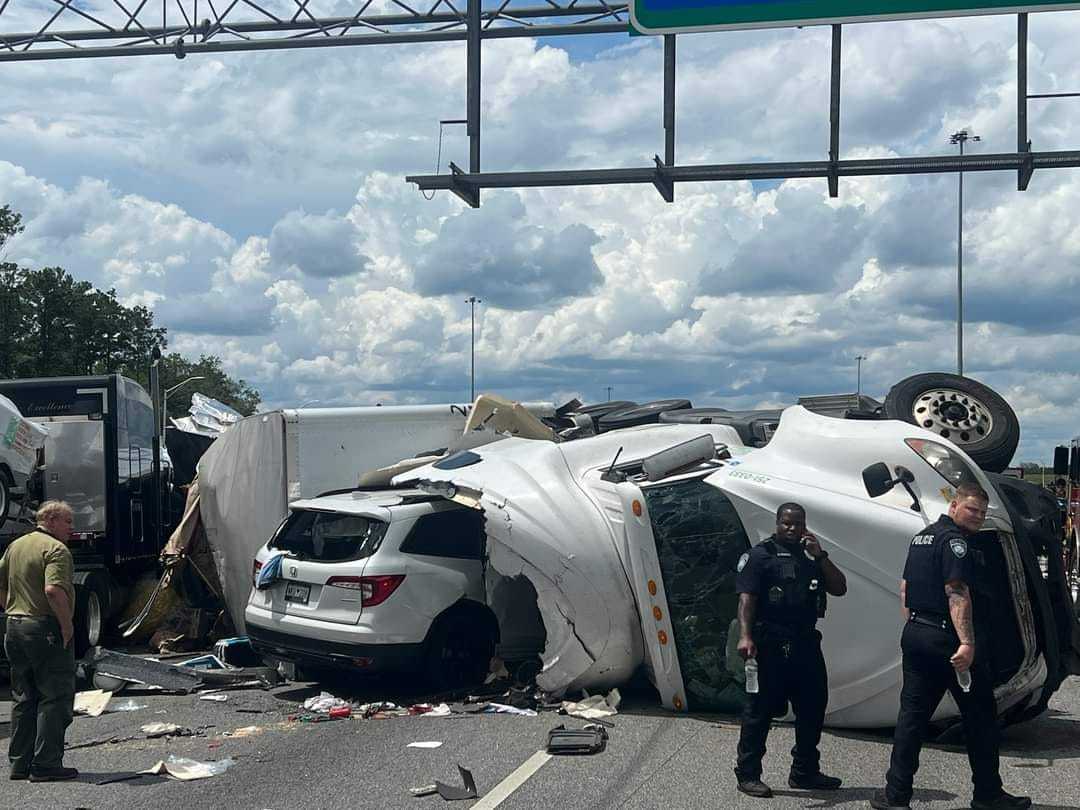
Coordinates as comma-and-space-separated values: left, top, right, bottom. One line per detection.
560, 689, 621, 720
73, 690, 112, 717
140, 754, 234, 781
302, 691, 351, 714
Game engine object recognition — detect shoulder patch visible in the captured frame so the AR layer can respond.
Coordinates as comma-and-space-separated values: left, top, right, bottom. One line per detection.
949, 537, 968, 559
737, 552, 750, 572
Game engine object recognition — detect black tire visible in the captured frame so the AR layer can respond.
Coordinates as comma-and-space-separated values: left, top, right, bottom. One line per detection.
658, 408, 731, 425
597, 399, 693, 432
566, 401, 638, 431
0, 469, 10, 524
423, 610, 496, 692
73, 577, 106, 658
884, 373, 1019, 474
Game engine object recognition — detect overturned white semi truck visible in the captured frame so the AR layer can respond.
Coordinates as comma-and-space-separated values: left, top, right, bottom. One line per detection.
395, 406, 1078, 728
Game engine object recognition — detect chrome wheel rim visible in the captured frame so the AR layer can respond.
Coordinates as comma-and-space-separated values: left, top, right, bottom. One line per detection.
911, 387, 993, 447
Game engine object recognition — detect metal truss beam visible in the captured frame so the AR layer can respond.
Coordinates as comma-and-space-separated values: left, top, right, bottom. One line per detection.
407, 151, 1080, 204
0, 1, 628, 61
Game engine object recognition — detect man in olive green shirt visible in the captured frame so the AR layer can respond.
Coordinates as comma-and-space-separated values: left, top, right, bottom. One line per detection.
0, 500, 79, 782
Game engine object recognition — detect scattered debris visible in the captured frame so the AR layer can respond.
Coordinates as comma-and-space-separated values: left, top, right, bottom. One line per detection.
546, 724, 609, 755
407, 741, 443, 749
199, 693, 229, 703
140, 754, 235, 781
424, 704, 452, 718
73, 689, 112, 717
141, 722, 181, 738
89, 649, 203, 693
484, 657, 510, 685
110, 698, 149, 712
560, 689, 620, 721
481, 703, 537, 717
66, 732, 138, 751
410, 784, 439, 797
213, 636, 262, 668
435, 765, 479, 801
179, 654, 227, 670
302, 691, 352, 714
358, 701, 399, 718
223, 725, 263, 738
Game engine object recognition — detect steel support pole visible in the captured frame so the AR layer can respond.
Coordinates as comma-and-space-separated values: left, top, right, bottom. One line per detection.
957, 138, 964, 377
467, 0, 480, 175
652, 34, 676, 202
1018, 13, 1033, 190
828, 24, 841, 198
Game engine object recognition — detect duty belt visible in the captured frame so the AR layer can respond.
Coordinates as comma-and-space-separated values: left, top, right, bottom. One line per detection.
909, 610, 950, 631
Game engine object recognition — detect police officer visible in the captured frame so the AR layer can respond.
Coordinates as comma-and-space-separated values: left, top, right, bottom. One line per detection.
870, 482, 1031, 810
0, 500, 79, 782
733, 502, 848, 798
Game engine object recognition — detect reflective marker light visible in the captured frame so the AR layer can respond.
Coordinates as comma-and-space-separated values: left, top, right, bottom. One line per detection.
632, 500, 642, 517
647, 580, 657, 596
653, 606, 662, 621
673, 695, 684, 710
658, 630, 668, 645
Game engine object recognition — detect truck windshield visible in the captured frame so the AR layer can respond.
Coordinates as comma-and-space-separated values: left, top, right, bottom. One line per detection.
642, 478, 751, 713
271, 510, 388, 562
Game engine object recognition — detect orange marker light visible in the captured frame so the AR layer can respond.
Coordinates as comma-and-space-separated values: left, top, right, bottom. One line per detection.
673, 695, 684, 710
658, 630, 668, 645
653, 606, 662, 621
647, 580, 657, 596
632, 500, 642, 516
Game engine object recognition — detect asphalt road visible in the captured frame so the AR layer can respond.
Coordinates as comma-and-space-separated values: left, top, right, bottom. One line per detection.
1, 672, 1078, 810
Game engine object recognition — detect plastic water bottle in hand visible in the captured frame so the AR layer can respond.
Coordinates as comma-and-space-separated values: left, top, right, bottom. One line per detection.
957, 669, 972, 693
745, 658, 759, 694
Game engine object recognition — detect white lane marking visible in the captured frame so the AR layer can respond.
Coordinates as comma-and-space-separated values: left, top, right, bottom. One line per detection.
470, 750, 553, 809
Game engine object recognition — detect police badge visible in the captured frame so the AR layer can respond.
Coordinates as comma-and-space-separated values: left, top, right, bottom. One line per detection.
949, 537, 968, 558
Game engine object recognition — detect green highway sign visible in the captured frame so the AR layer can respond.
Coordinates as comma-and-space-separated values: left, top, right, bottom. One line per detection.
630, 0, 1080, 35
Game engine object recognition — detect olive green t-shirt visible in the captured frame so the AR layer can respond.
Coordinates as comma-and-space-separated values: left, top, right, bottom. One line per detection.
0, 530, 75, 617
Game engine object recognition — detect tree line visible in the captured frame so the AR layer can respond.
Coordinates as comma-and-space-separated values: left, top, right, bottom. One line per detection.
0, 204, 260, 419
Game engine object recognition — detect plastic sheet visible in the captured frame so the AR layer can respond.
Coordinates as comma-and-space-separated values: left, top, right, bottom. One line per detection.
141, 754, 235, 780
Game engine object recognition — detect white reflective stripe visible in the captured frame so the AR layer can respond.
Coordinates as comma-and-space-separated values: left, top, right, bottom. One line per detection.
470, 750, 552, 810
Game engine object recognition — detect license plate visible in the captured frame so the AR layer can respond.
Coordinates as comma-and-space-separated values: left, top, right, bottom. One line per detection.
284, 583, 310, 605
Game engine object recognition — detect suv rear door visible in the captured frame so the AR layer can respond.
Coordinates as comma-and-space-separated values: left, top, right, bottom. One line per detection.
255, 509, 388, 625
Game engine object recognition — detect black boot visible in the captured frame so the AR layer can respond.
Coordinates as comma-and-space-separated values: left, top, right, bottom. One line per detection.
971, 792, 1032, 810
736, 779, 773, 798
789, 772, 842, 790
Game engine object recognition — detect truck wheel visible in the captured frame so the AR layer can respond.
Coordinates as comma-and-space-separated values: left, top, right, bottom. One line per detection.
597, 399, 693, 432
423, 611, 496, 691
0, 470, 9, 522
74, 583, 105, 658
884, 373, 1020, 474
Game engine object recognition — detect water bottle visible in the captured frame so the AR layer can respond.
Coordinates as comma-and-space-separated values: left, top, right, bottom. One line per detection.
957, 669, 972, 693
745, 658, 759, 694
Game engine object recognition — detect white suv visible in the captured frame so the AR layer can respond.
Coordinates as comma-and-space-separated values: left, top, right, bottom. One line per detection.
244, 488, 538, 688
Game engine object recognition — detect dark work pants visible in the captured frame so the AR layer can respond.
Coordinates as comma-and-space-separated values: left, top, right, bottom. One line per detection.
734, 632, 828, 782
885, 621, 1003, 804
4, 615, 76, 774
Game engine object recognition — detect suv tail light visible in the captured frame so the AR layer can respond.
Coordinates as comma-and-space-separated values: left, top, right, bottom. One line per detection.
326, 574, 405, 607
253, 559, 263, 586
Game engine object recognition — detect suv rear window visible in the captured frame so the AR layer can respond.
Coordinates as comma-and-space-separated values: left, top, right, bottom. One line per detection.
270, 510, 388, 562
400, 508, 484, 560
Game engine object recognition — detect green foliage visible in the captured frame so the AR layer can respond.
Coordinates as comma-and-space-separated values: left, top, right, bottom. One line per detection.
0, 206, 261, 417
158, 353, 261, 420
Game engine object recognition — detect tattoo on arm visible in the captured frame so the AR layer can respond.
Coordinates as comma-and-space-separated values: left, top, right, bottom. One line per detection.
738, 593, 757, 638
945, 580, 974, 645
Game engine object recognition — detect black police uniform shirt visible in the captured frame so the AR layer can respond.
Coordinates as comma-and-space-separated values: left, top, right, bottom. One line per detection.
902, 513, 975, 620
735, 535, 826, 632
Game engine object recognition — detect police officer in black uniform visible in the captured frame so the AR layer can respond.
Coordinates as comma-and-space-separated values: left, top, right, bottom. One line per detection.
733, 502, 848, 798
870, 482, 1032, 810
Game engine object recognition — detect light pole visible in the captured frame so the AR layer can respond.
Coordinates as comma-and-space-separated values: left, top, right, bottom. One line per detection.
465, 296, 481, 402
950, 129, 980, 377
605, 386, 613, 402
162, 375, 205, 434
855, 355, 865, 398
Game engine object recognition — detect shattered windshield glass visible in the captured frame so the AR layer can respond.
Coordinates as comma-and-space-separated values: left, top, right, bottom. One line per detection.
643, 478, 751, 713
270, 510, 388, 562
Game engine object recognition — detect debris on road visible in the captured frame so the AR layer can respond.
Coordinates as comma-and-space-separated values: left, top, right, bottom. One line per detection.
141, 722, 182, 738
481, 703, 538, 717
213, 636, 262, 668
546, 723, 609, 755
434, 765, 479, 801
110, 697, 149, 712
410, 784, 439, 797
179, 654, 227, 670
302, 691, 352, 714
199, 693, 229, 702
560, 689, 620, 721
89, 648, 203, 693
140, 754, 235, 781
73, 689, 112, 717
66, 732, 138, 751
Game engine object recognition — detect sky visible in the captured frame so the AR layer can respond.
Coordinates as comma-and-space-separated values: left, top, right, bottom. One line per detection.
1, 1, 1079, 464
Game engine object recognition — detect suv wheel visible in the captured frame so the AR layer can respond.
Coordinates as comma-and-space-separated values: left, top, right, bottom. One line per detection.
424, 613, 496, 691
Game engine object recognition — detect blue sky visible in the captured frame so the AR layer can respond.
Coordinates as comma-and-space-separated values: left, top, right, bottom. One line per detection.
1, 2, 1080, 463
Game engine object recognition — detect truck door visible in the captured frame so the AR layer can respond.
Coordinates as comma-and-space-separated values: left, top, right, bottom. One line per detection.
619, 474, 751, 713
40, 416, 107, 534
